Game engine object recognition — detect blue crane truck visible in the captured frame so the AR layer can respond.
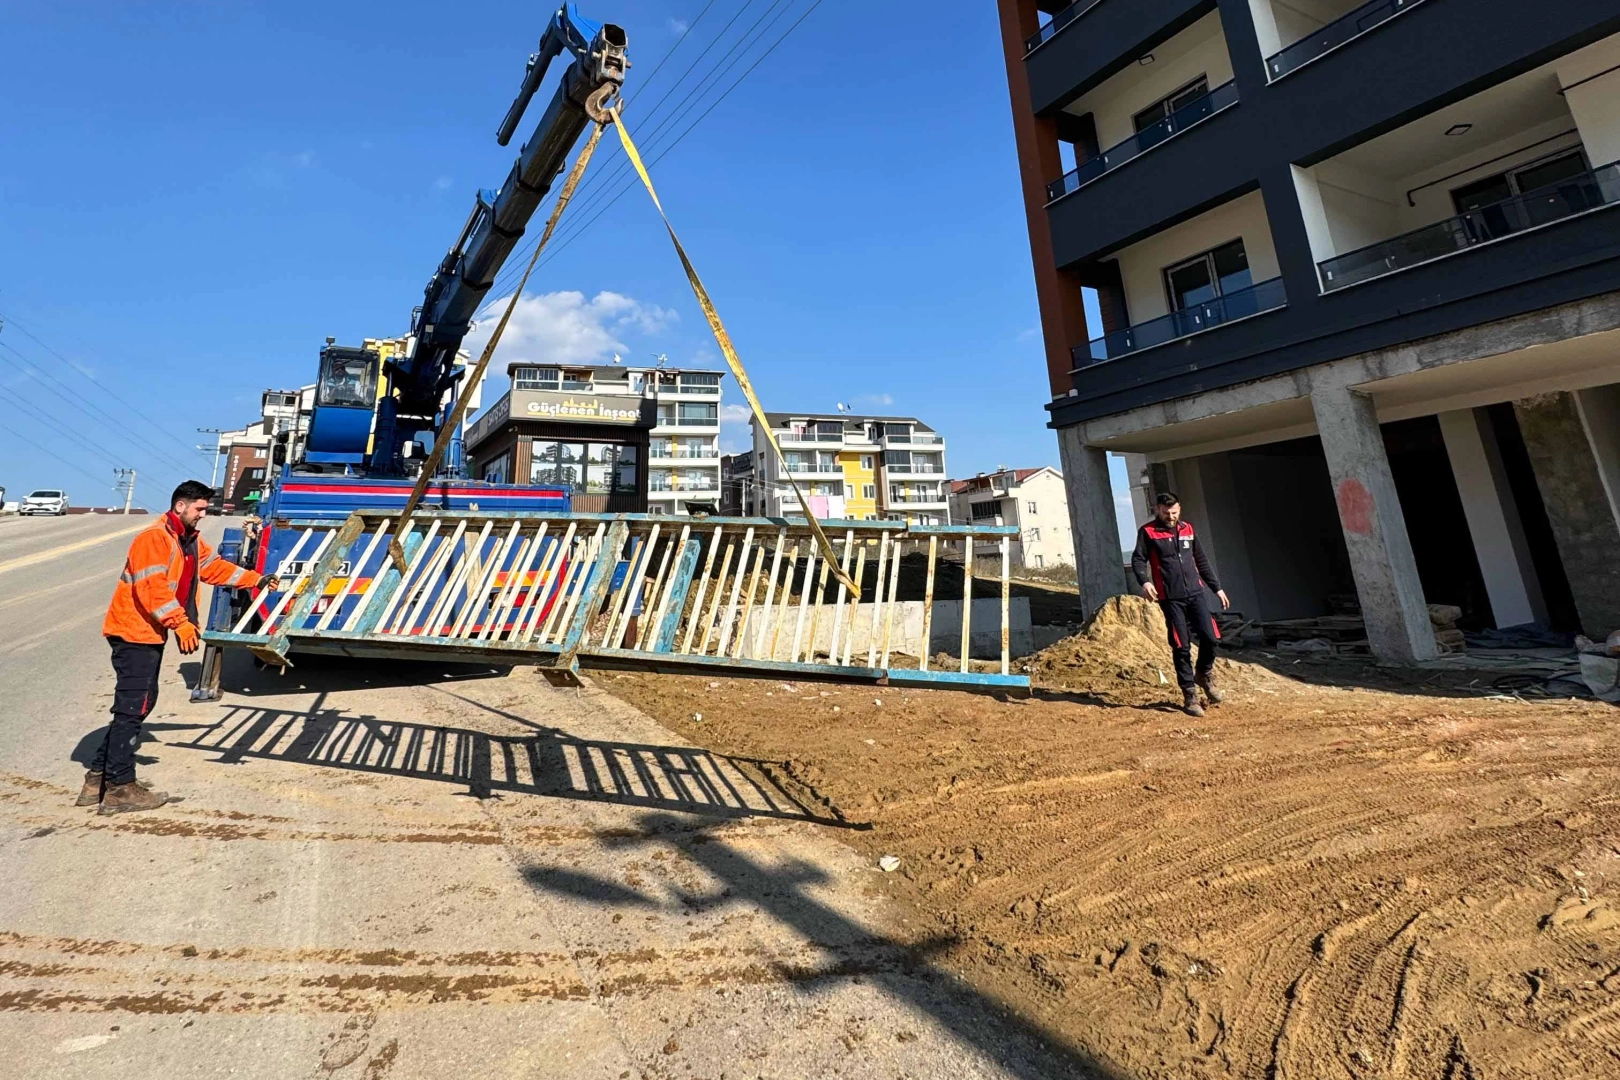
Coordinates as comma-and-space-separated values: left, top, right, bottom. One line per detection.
194, 6, 626, 698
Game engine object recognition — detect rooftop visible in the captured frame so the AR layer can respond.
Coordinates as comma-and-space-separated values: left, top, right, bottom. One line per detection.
759, 412, 937, 434
504, 361, 725, 378
949, 467, 1056, 494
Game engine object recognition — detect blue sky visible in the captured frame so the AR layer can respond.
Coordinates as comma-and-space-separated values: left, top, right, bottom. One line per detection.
0, 0, 1132, 540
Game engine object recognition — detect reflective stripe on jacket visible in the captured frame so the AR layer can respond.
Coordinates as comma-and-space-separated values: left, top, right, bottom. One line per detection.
102, 515, 262, 643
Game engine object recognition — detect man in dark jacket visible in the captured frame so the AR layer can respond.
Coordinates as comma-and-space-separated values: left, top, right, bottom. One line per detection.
1131, 492, 1230, 716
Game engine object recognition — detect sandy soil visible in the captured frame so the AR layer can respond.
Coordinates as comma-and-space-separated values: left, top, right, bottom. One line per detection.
603, 597, 1620, 1080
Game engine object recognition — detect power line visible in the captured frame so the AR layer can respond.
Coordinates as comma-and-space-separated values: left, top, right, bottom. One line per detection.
477, 0, 777, 311
529, 0, 827, 276
0, 340, 199, 475
0, 310, 202, 457
0, 389, 159, 509
0, 417, 139, 505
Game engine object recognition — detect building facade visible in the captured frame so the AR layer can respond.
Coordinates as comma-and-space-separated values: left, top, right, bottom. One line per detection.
999, 0, 1620, 659
465, 364, 723, 515
749, 413, 950, 523
950, 467, 1076, 570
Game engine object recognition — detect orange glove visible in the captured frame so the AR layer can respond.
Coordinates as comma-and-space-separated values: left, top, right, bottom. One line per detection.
175, 621, 201, 654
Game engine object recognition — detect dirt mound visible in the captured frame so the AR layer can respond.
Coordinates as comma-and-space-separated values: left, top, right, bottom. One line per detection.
1027, 594, 1271, 696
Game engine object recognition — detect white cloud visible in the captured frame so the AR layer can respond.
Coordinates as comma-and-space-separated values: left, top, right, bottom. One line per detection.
434, 175, 454, 190
465, 289, 675, 368
1016, 326, 1041, 342
667, 16, 689, 34
720, 403, 753, 455
851, 392, 893, 409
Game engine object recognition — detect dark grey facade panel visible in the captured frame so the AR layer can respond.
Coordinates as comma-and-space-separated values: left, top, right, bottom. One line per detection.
1029, 0, 1620, 428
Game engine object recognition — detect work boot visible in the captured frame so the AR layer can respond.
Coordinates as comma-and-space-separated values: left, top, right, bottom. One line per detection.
98, 781, 169, 815
75, 772, 153, 807
1182, 689, 1205, 717
75, 771, 105, 807
1197, 673, 1224, 705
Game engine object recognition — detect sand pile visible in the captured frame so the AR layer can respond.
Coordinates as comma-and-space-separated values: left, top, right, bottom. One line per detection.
1027, 593, 1270, 695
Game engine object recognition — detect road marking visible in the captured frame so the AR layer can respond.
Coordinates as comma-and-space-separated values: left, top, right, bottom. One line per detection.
0, 571, 109, 610
0, 521, 146, 576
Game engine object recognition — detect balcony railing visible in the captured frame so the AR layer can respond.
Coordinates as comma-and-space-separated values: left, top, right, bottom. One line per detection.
1046, 80, 1238, 203
1266, 0, 1424, 80
1318, 162, 1620, 292
1024, 0, 1106, 53
649, 478, 719, 492
1077, 276, 1287, 366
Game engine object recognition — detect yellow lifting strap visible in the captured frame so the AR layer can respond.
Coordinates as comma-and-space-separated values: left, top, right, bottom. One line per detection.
607, 104, 859, 594
388, 123, 607, 572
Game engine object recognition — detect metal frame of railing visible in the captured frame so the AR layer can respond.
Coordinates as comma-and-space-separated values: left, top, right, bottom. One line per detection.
1318, 161, 1620, 292
207, 510, 1030, 693
1046, 80, 1239, 203
1076, 275, 1288, 367
1024, 0, 1107, 54
1265, 0, 1425, 81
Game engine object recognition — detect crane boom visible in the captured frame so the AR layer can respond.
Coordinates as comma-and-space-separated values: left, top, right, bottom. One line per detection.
304, 5, 627, 477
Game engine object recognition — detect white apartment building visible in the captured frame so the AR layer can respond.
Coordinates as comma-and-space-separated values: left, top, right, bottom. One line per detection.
949, 467, 1075, 570
466, 363, 723, 515
748, 412, 949, 523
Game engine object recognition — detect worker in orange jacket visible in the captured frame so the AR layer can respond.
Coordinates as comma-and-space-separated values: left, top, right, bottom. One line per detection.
81, 480, 278, 814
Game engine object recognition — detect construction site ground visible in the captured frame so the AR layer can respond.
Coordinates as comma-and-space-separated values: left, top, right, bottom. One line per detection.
604, 596, 1620, 1080
3, 514, 1618, 1079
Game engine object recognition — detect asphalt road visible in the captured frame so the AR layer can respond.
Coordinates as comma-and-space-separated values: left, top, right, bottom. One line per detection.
0, 514, 1090, 1080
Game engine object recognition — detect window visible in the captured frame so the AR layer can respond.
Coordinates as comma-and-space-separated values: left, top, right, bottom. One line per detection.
845, 483, 855, 499
815, 421, 842, 441
862, 484, 876, 500
481, 455, 508, 485
885, 424, 912, 443
1164, 239, 1251, 312
1026, 528, 1041, 543
246, 468, 265, 480
861, 455, 873, 470
970, 501, 1000, 521
1026, 500, 1037, 514
1034, 555, 1045, 569
678, 401, 717, 425
883, 450, 910, 470
315, 349, 377, 408
531, 439, 638, 491
678, 372, 721, 394
1450, 148, 1590, 215
513, 366, 561, 391
254, 447, 267, 459
816, 451, 837, 471
1132, 76, 1210, 139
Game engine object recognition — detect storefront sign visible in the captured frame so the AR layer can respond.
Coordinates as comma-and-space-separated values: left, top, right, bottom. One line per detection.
522, 392, 648, 425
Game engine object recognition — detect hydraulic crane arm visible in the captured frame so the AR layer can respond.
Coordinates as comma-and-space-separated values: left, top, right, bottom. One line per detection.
362, 5, 627, 474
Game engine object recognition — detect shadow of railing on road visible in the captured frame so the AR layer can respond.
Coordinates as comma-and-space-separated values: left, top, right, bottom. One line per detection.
172, 700, 845, 826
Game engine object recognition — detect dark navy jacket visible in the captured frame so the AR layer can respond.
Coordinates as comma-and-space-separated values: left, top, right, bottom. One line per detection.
1131, 518, 1221, 601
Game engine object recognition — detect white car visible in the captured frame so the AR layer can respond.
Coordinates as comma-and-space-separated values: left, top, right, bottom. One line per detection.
20, 489, 69, 516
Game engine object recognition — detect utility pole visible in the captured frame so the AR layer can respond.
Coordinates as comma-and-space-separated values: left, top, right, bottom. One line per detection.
113, 468, 137, 514
197, 428, 226, 488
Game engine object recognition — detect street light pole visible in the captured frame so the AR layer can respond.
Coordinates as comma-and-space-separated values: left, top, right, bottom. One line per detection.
113, 468, 137, 514
197, 428, 227, 488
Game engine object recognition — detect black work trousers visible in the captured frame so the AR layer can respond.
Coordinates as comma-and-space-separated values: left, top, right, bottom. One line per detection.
90, 637, 165, 785
1159, 594, 1219, 690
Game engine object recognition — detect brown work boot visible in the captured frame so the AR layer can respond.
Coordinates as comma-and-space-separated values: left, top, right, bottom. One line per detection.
1182, 689, 1205, 717
75, 772, 154, 806
75, 771, 105, 807
1197, 673, 1224, 705
98, 781, 169, 815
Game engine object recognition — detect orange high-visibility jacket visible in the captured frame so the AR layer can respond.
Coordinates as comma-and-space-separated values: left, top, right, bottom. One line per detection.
102, 515, 263, 644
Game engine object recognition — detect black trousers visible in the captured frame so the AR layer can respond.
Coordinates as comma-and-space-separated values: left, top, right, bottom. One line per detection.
1160, 594, 1219, 690
91, 637, 165, 785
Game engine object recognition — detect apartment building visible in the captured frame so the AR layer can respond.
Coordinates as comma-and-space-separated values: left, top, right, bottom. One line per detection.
465, 363, 724, 514
1000, 0, 1620, 659
749, 413, 950, 523
950, 467, 1076, 570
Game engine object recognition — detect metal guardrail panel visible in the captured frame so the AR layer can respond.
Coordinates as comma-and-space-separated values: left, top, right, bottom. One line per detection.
205, 511, 1029, 693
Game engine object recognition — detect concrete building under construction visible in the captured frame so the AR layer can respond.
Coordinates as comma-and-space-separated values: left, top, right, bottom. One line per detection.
998, 0, 1620, 659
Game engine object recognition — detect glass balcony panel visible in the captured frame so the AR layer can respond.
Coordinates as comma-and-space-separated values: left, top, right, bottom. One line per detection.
1318, 162, 1620, 291
1075, 276, 1288, 366
1046, 81, 1239, 202
1025, 0, 1107, 52
1266, 0, 1424, 80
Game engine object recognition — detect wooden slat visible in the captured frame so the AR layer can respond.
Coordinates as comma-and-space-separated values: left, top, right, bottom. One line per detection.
697, 539, 737, 656
730, 534, 768, 659
751, 531, 787, 658
680, 527, 724, 655
767, 542, 799, 661
840, 541, 868, 667
919, 535, 938, 672
233, 528, 314, 634
789, 538, 819, 664
636, 524, 686, 652
959, 538, 974, 674
717, 527, 755, 658
880, 531, 902, 669
827, 530, 855, 666
316, 521, 389, 632
1000, 534, 1011, 676
374, 520, 440, 634
866, 532, 890, 668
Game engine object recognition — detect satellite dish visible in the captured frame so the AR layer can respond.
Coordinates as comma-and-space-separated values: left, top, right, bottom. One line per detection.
612, 353, 623, 364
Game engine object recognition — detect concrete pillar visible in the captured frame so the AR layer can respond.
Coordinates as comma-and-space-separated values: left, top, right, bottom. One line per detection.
1575, 384, 1620, 525
1310, 383, 1439, 661
1055, 425, 1128, 619
1557, 48, 1620, 166
1122, 452, 1152, 526
1438, 409, 1543, 628
1517, 391, 1620, 636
